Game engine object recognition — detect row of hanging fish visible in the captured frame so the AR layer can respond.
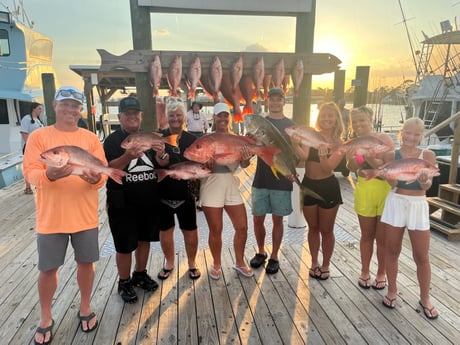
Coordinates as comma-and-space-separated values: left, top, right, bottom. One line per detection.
148, 55, 305, 122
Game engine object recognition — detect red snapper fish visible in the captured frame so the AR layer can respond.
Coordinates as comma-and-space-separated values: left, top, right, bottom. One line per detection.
272, 58, 285, 88
239, 74, 256, 118
284, 125, 332, 149
263, 74, 272, 99
208, 56, 223, 103
220, 72, 243, 121
40, 145, 126, 184
186, 56, 201, 99
360, 158, 440, 183
121, 132, 178, 152
167, 55, 182, 97
291, 59, 304, 97
252, 56, 264, 100
183, 132, 280, 167
230, 56, 243, 92
341, 135, 392, 155
156, 161, 212, 182
149, 55, 162, 97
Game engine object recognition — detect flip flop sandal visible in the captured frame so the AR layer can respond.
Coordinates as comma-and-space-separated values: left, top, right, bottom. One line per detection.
34, 319, 54, 345
372, 280, 387, 290
418, 301, 438, 320
157, 267, 174, 280
317, 269, 330, 280
358, 277, 371, 289
382, 295, 396, 309
188, 268, 201, 280
232, 265, 254, 277
309, 266, 321, 279
209, 266, 222, 280
78, 312, 98, 333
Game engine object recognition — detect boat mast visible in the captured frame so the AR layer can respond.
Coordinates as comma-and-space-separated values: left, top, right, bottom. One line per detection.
397, 0, 418, 72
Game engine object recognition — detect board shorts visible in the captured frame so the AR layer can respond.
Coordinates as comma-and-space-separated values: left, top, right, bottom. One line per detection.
251, 187, 292, 217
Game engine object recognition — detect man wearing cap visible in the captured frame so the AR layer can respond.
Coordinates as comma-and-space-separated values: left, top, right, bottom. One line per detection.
103, 96, 167, 304
249, 87, 296, 275
23, 86, 106, 344
186, 101, 208, 137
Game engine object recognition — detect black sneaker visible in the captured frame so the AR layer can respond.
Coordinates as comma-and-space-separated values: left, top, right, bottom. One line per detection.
265, 259, 280, 274
131, 270, 159, 291
250, 253, 268, 268
118, 279, 138, 303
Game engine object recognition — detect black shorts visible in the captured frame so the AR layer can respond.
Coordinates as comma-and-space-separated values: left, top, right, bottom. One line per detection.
158, 198, 197, 231
107, 206, 159, 254
302, 174, 343, 209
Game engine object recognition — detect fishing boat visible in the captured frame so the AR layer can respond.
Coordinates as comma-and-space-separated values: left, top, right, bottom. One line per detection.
406, 18, 460, 145
0, 4, 54, 188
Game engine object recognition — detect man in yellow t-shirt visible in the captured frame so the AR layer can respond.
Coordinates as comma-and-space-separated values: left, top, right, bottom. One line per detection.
23, 86, 106, 345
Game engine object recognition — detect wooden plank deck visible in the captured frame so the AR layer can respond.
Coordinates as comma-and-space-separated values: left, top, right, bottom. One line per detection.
0, 162, 459, 344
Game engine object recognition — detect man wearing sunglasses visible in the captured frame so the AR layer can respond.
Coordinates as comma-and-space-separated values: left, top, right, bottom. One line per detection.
23, 86, 106, 344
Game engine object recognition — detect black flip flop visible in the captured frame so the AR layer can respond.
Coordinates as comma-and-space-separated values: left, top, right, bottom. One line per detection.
78, 312, 98, 333
157, 267, 174, 280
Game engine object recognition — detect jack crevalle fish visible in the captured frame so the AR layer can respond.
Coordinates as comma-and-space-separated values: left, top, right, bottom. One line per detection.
121, 132, 179, 152
244, 114, 325, 202
149, 55, 162, 97
183, 132, 279, 167
186, 56, 201, 99
360, 158, 440, 183
156, 161, 212, 182
40, 145, 126, 184
167, 55, 182, 97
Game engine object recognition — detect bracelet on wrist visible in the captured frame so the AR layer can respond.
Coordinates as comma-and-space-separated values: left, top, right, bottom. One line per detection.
159, 152, 169, 160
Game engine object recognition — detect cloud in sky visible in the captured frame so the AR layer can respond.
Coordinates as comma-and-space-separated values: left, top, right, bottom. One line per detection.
153, 29, 170, 37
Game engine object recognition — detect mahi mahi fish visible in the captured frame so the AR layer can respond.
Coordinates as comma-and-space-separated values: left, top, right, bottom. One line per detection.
40, 145, 126, 184
156, 161, 212, 182
183, 132, 279, 167
360, 158, 440, 183
244, 114, 325, 202
121, 132, 179, 152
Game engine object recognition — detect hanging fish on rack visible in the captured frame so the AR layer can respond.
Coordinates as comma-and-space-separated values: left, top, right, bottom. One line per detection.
272, 58, 285, 88
252, 56, 265, 101
186, 56, 202, 99
291, 58, 304, 97
149, 55, 162, 97
167, 55, 182, 97
230, 56, 243, 92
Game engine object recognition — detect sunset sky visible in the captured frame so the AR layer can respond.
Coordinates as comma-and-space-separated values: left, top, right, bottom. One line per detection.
7, 0, 459, 91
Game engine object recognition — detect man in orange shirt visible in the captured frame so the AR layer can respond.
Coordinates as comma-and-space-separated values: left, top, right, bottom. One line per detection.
23, 86, 106, 345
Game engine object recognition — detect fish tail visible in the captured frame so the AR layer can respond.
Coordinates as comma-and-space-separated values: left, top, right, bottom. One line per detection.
359, 169, 379, 180
153, 88, 159, 98
169, 89, 178, 97
242, 105, 253, 116
187, 89, 195, 99
108, 168, 126, 185
299, 184, 325, 203
156, 169, 167, 182
165, 134, 179, 147
233, 113, 243, 123
271, 167, 280, 180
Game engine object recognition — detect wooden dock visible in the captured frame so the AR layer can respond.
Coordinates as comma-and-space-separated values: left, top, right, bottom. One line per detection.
0, 163, 459, 344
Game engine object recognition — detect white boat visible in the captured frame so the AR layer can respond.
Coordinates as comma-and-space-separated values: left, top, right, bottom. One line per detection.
407, 19, 460, 145
0, 6, 54, 188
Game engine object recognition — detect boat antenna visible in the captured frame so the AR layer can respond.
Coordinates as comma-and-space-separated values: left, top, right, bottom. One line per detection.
0, 0, 34, 28
396, 0, 418, 72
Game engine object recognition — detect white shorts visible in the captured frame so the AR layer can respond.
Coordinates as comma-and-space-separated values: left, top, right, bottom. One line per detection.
199, 173, 243, 207
381, 191, 430, 231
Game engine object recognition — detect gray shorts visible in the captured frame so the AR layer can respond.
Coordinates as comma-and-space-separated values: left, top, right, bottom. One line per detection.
251, 187, 293, 217
37, 228, 99, 271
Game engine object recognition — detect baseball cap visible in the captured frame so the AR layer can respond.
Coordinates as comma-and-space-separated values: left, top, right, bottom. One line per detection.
54, 86, 84, 104
267, 87, 284, 98
213, 102, 230, 115
119, 97, 141, 113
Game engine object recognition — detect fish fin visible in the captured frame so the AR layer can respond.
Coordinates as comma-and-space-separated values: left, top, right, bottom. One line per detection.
165, 134, 179, 147
108, 168, 126, 185
156, 169, 167, 182
271, 167, 280, 180
242, 105, 253, 116
299, 184, 325, 203
187, 89, 195, 99
233, 112, 244, 123
359, 169, 380, 180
